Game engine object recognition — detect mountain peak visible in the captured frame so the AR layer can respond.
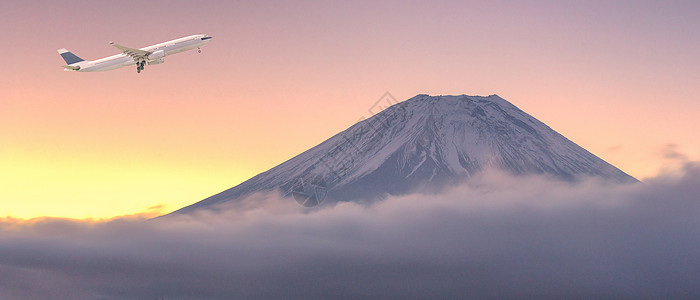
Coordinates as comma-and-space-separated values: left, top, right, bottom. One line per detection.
172, 94, 636, 214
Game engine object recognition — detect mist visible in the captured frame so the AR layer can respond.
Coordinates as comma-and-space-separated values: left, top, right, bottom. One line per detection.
1, 164, 699, 299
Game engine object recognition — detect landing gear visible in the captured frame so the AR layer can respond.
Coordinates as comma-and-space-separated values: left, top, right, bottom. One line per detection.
198, 47, 201, 53
136, 61, 145, 73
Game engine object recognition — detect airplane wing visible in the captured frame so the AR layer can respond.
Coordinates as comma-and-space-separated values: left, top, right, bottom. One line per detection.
109, 42, 151, 62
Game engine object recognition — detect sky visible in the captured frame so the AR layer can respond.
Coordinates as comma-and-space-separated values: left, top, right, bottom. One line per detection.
1, 0, 699, 219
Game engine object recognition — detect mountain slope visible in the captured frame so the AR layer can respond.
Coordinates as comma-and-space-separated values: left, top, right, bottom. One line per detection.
172, 94, 636, 214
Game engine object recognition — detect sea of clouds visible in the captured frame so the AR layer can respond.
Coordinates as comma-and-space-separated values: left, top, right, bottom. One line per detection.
1, 162, 699, 299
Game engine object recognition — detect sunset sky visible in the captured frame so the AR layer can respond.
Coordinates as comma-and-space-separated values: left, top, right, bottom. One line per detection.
1, 0, 698, 219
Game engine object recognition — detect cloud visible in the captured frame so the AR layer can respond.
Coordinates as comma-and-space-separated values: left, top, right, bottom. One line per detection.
1, 165, 700, 299
661, 144, 690, 162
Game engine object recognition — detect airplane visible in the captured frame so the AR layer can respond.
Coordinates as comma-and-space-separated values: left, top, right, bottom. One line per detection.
57, 34, 212, 73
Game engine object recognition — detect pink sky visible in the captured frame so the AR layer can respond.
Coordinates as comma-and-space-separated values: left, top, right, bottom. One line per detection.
1, 1, 699, 218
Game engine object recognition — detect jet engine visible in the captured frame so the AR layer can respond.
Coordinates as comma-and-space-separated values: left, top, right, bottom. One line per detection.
147, 50, 165, 65
148, 58, 164, 65
148, 50, 165, 60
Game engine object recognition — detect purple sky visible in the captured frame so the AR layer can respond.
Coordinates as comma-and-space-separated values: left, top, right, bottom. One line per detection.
1, 0, 699, 218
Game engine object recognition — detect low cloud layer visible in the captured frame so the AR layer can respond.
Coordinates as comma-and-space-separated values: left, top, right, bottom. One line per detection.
2, 164, 700, 299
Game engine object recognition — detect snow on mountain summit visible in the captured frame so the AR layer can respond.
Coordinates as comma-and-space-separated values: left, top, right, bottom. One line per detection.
172, 94, 636, 213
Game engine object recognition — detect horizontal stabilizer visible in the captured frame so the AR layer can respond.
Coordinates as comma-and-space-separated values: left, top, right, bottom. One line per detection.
62, 65, 80, 71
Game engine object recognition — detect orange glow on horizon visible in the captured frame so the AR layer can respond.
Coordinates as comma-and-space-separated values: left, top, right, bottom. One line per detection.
1, 1, 699, 219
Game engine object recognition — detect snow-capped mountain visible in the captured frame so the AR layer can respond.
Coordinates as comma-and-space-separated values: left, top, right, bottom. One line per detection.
172, 94, 636, 213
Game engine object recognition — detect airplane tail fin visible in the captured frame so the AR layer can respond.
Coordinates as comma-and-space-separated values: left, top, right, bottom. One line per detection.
57, 48, 84, 65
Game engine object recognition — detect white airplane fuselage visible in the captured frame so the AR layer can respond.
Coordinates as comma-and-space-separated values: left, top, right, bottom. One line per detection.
59, 34, 212, 72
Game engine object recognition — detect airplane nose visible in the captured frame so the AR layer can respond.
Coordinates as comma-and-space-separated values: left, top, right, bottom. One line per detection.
201, 36, 212, 40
